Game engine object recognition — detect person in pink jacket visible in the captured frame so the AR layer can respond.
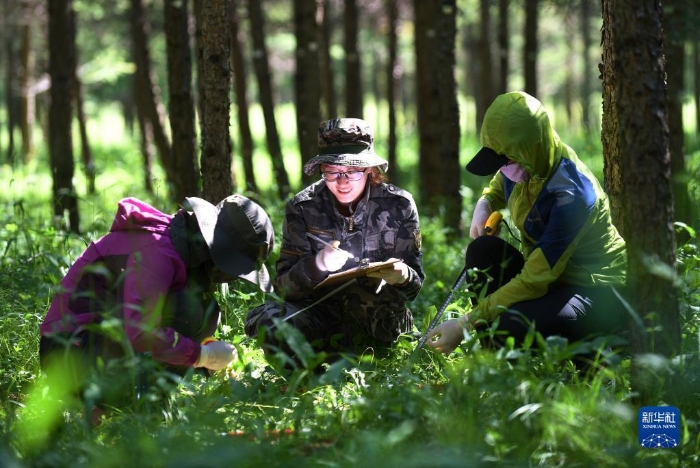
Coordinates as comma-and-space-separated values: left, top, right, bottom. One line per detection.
39, 195, 274, 405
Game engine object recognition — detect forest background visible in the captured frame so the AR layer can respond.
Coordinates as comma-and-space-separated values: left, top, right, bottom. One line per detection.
1, 0, 699, 466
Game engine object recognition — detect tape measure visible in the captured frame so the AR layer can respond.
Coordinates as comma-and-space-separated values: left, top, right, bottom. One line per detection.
484, 211, 503, 235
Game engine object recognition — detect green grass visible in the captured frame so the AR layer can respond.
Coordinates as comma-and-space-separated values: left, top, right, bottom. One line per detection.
1, 111, 699, 467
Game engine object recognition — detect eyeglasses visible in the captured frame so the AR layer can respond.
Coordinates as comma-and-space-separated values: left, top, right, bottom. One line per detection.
321, 170, 366, 182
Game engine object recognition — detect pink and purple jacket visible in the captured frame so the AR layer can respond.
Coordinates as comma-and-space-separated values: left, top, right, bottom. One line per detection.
40, 198, 201, 366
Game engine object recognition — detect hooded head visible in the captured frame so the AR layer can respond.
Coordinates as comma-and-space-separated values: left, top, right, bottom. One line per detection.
183, 195, 274, 292
465, 91, 563, 180
302, 118, 389, 176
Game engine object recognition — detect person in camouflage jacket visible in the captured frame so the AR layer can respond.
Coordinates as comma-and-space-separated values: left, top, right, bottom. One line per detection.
245, 118, 424, 364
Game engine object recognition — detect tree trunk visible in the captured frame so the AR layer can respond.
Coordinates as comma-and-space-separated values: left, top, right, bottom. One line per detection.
135, 74, 154, 194
496, 0, 509, 95
246, 0, 291, 199
19, 0, 35, 163
48, 0, 79, 232
414, 0, 441, 214
294, 0, 321, 186
436, 0, 461, 235
523, 0, 538, 98
600, 0, 624, 234
580, 0, 592, 133
695, 41, 700, 137
386, 0, 398, 183
4, 11, 17, 165
165, 0, 200, 203
478, 0, 493, 131
611, 0, 679, 370
198, 0, 234, 204
130, 0, 175, 201
344, 0, 362, 118
229, 0, 256, 193
74, 76, 95, 195
664, 3, 691, 237
318, 0, 337, 120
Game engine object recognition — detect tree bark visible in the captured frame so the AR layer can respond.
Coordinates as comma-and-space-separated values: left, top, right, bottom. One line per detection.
48, 0, 79, 232
478, 0, 493, 131
663, 3, 691, 236
496, 0, 509, 95
580, 0, 592, 133
19, 0, 35, 163
611, 0, 679, 361
523, 0, 538, 98
74, 76, 95, 195
386, 0, 398, 183
165, 0, 200, 203
414, 0, 441, 215
294, 0, 321, 186
198, 0, 234, 204
600, 0, 624, 234
229, 0, 256, 193
130, 0, 175, 200
318, 0, 337, 120
344, 0, 362, 118
247, 0, 291, 199
436, 0, 461, 235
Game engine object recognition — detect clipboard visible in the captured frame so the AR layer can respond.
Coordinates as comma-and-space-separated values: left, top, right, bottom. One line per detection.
314, 259, 401, 289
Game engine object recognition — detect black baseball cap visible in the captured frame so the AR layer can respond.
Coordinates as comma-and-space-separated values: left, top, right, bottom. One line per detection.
465, 147, 509, 176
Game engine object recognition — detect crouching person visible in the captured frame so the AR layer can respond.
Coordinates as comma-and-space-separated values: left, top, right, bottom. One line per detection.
245, 118, 424, 371
39, 195, 274, 413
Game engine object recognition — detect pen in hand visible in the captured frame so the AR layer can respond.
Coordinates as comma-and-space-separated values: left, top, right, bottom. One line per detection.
306, 232, 353, 259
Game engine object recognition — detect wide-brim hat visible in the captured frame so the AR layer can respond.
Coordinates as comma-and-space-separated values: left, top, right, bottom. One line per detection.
465, 147, 509, 176
302, 118, 389, 176
184, 195, 274, 292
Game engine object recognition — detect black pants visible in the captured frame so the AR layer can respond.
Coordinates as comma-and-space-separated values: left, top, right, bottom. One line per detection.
466, 235, 627, 347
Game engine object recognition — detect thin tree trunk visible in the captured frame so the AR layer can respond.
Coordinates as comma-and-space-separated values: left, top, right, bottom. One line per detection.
318, 0, 337, 120
664, 3, 691, 235
165, 0, 200, 203
386, 0, 398, 183
580, 0, 592, 133
19, 0, 35, 163
5, 11, 17, 165
496, 0, 509, 95
74, 76, 95, 194
130, 0, 175, 200
48, 0, 79, 232
294, 0, 321, 186
478, 0, 493, 131
247, 0, 291, 198
135, 75, 154, 194
198, 0, 234, 203
436, 0, 461, 235
523, 0, 538, 98
229, 0, 256, 193
344, 0, 362, 118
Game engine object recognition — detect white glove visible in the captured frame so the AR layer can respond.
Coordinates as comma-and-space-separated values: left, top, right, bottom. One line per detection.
195, 341, 237, 370
315, 241, 350, 272
469, 198, 492, 239
367, 259, 410, 285
426, 318, 470, 354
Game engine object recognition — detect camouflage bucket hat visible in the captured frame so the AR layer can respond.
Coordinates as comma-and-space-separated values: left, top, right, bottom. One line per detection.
302, 118, 389, 176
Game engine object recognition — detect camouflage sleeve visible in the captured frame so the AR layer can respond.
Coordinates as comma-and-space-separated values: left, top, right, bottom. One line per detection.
273, 201, 326, 301
391, 196, 424, 301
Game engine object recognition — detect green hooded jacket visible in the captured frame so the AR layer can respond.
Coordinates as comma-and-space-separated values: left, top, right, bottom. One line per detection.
475, 92, 626, 321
